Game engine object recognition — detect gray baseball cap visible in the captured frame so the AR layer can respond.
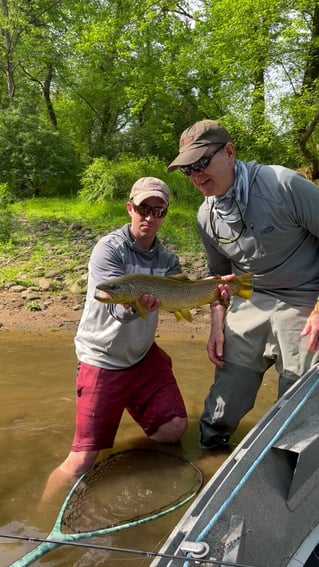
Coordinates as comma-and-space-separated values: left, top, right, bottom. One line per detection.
168, 119, 231, 171
130, 177, 169, 206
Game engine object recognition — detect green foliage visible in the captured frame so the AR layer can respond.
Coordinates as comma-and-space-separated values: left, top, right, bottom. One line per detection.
79, 155, 201, 205
0, 183, 15, 207
79, 157, 123, 202
0, 209, 13, 244
26, 301, 42, 312
1, 196, 203, 288
0, 0, 318, 193
0, 103, 80, 198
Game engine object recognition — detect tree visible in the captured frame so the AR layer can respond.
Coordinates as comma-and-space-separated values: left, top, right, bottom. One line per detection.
295, 1, 319, 178
1, 0, 319, 195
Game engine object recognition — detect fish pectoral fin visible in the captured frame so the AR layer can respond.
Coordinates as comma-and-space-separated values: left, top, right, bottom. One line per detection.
173, 309, 192, 322
132, 301, 148, 319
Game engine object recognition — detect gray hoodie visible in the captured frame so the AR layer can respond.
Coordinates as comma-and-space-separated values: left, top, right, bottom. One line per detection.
75, 224, 181, 369
197, 161, 319, 306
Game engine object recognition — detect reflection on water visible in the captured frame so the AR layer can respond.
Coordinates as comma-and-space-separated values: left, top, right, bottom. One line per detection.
0, 329, 277, 566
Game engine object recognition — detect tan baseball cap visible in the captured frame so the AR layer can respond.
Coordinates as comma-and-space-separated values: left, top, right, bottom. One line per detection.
168, 119, 231, 171
130, 177, 170, 206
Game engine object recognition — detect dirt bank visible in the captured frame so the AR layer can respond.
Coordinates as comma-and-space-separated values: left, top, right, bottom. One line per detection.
0, 288, 211, 339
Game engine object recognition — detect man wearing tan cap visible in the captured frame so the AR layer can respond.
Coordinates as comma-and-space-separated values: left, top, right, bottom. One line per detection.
42, 177, 187, 501
169, 119, 319, 451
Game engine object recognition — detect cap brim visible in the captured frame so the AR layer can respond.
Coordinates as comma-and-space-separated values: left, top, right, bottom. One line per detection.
167, 146, 208, 172
132, 191, 169, 206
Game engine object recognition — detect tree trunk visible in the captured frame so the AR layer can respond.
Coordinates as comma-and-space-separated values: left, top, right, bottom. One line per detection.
42, 64, 58, 128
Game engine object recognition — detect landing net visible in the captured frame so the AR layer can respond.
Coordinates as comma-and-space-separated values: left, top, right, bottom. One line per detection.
61, 448, 203, 534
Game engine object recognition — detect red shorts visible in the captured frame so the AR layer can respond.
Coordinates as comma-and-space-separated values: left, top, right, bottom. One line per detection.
71, 343, 187, 452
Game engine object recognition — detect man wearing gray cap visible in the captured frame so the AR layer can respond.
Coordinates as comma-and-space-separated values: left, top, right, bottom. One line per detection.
42, 177, 188, 501
169, 119, 319, 451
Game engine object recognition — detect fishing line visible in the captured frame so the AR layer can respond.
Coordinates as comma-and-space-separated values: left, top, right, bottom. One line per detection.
0, 533, 257, 567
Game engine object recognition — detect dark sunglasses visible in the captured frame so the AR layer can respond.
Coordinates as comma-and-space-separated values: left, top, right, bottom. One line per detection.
180, 143, 227, 176
132, 203, 168, 219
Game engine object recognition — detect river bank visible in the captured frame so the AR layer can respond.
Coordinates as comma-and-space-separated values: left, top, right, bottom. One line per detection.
0, 217, 211, 336
0, 286, 212, 337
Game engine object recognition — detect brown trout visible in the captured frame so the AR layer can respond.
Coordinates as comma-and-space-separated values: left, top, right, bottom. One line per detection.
94, 272, 253, 322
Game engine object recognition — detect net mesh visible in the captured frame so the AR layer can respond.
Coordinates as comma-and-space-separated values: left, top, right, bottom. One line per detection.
61, 449, 203, 534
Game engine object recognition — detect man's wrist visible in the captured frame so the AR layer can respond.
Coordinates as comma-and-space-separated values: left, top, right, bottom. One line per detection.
210, 300, 228, 310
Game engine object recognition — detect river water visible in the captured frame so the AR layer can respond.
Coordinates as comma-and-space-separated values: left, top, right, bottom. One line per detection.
0, 329, 277, 566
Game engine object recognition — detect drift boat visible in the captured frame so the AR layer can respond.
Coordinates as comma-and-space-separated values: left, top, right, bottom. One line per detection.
151, 363, 319, 567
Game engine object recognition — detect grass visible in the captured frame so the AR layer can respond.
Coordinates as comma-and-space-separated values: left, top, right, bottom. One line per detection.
0, 197, 204, 288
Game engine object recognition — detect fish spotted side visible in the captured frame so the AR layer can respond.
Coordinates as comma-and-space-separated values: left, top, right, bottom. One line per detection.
94, 272, 253, 322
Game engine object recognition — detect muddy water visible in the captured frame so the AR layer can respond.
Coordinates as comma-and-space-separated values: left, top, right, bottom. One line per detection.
0, 330, 277, 567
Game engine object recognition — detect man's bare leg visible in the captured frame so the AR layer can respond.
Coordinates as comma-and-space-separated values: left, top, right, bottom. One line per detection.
40, 449, 99, 504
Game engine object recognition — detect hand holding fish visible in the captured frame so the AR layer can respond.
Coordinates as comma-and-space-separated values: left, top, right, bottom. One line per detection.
123, 294, 160, 313
216, 274, 237, 305
140, 293, 161, 312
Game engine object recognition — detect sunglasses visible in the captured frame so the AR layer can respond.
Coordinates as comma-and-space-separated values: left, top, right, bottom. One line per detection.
180, 143, 226, 176
132, 203, 168, 219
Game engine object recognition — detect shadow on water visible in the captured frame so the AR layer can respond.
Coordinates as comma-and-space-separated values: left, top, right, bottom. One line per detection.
0, 329, 278, 566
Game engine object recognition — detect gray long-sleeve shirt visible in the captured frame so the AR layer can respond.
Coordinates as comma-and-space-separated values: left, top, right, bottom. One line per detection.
197, 161, 319, 306
75, 224, 181, 369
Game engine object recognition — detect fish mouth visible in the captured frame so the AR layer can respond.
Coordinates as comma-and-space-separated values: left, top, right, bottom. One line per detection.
94, 288, 113, 301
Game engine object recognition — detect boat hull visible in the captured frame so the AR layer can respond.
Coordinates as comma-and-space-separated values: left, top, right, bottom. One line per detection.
151, 364, 319, 567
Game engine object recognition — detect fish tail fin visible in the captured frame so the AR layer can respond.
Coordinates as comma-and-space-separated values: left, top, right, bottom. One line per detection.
235, 272, 253, 299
